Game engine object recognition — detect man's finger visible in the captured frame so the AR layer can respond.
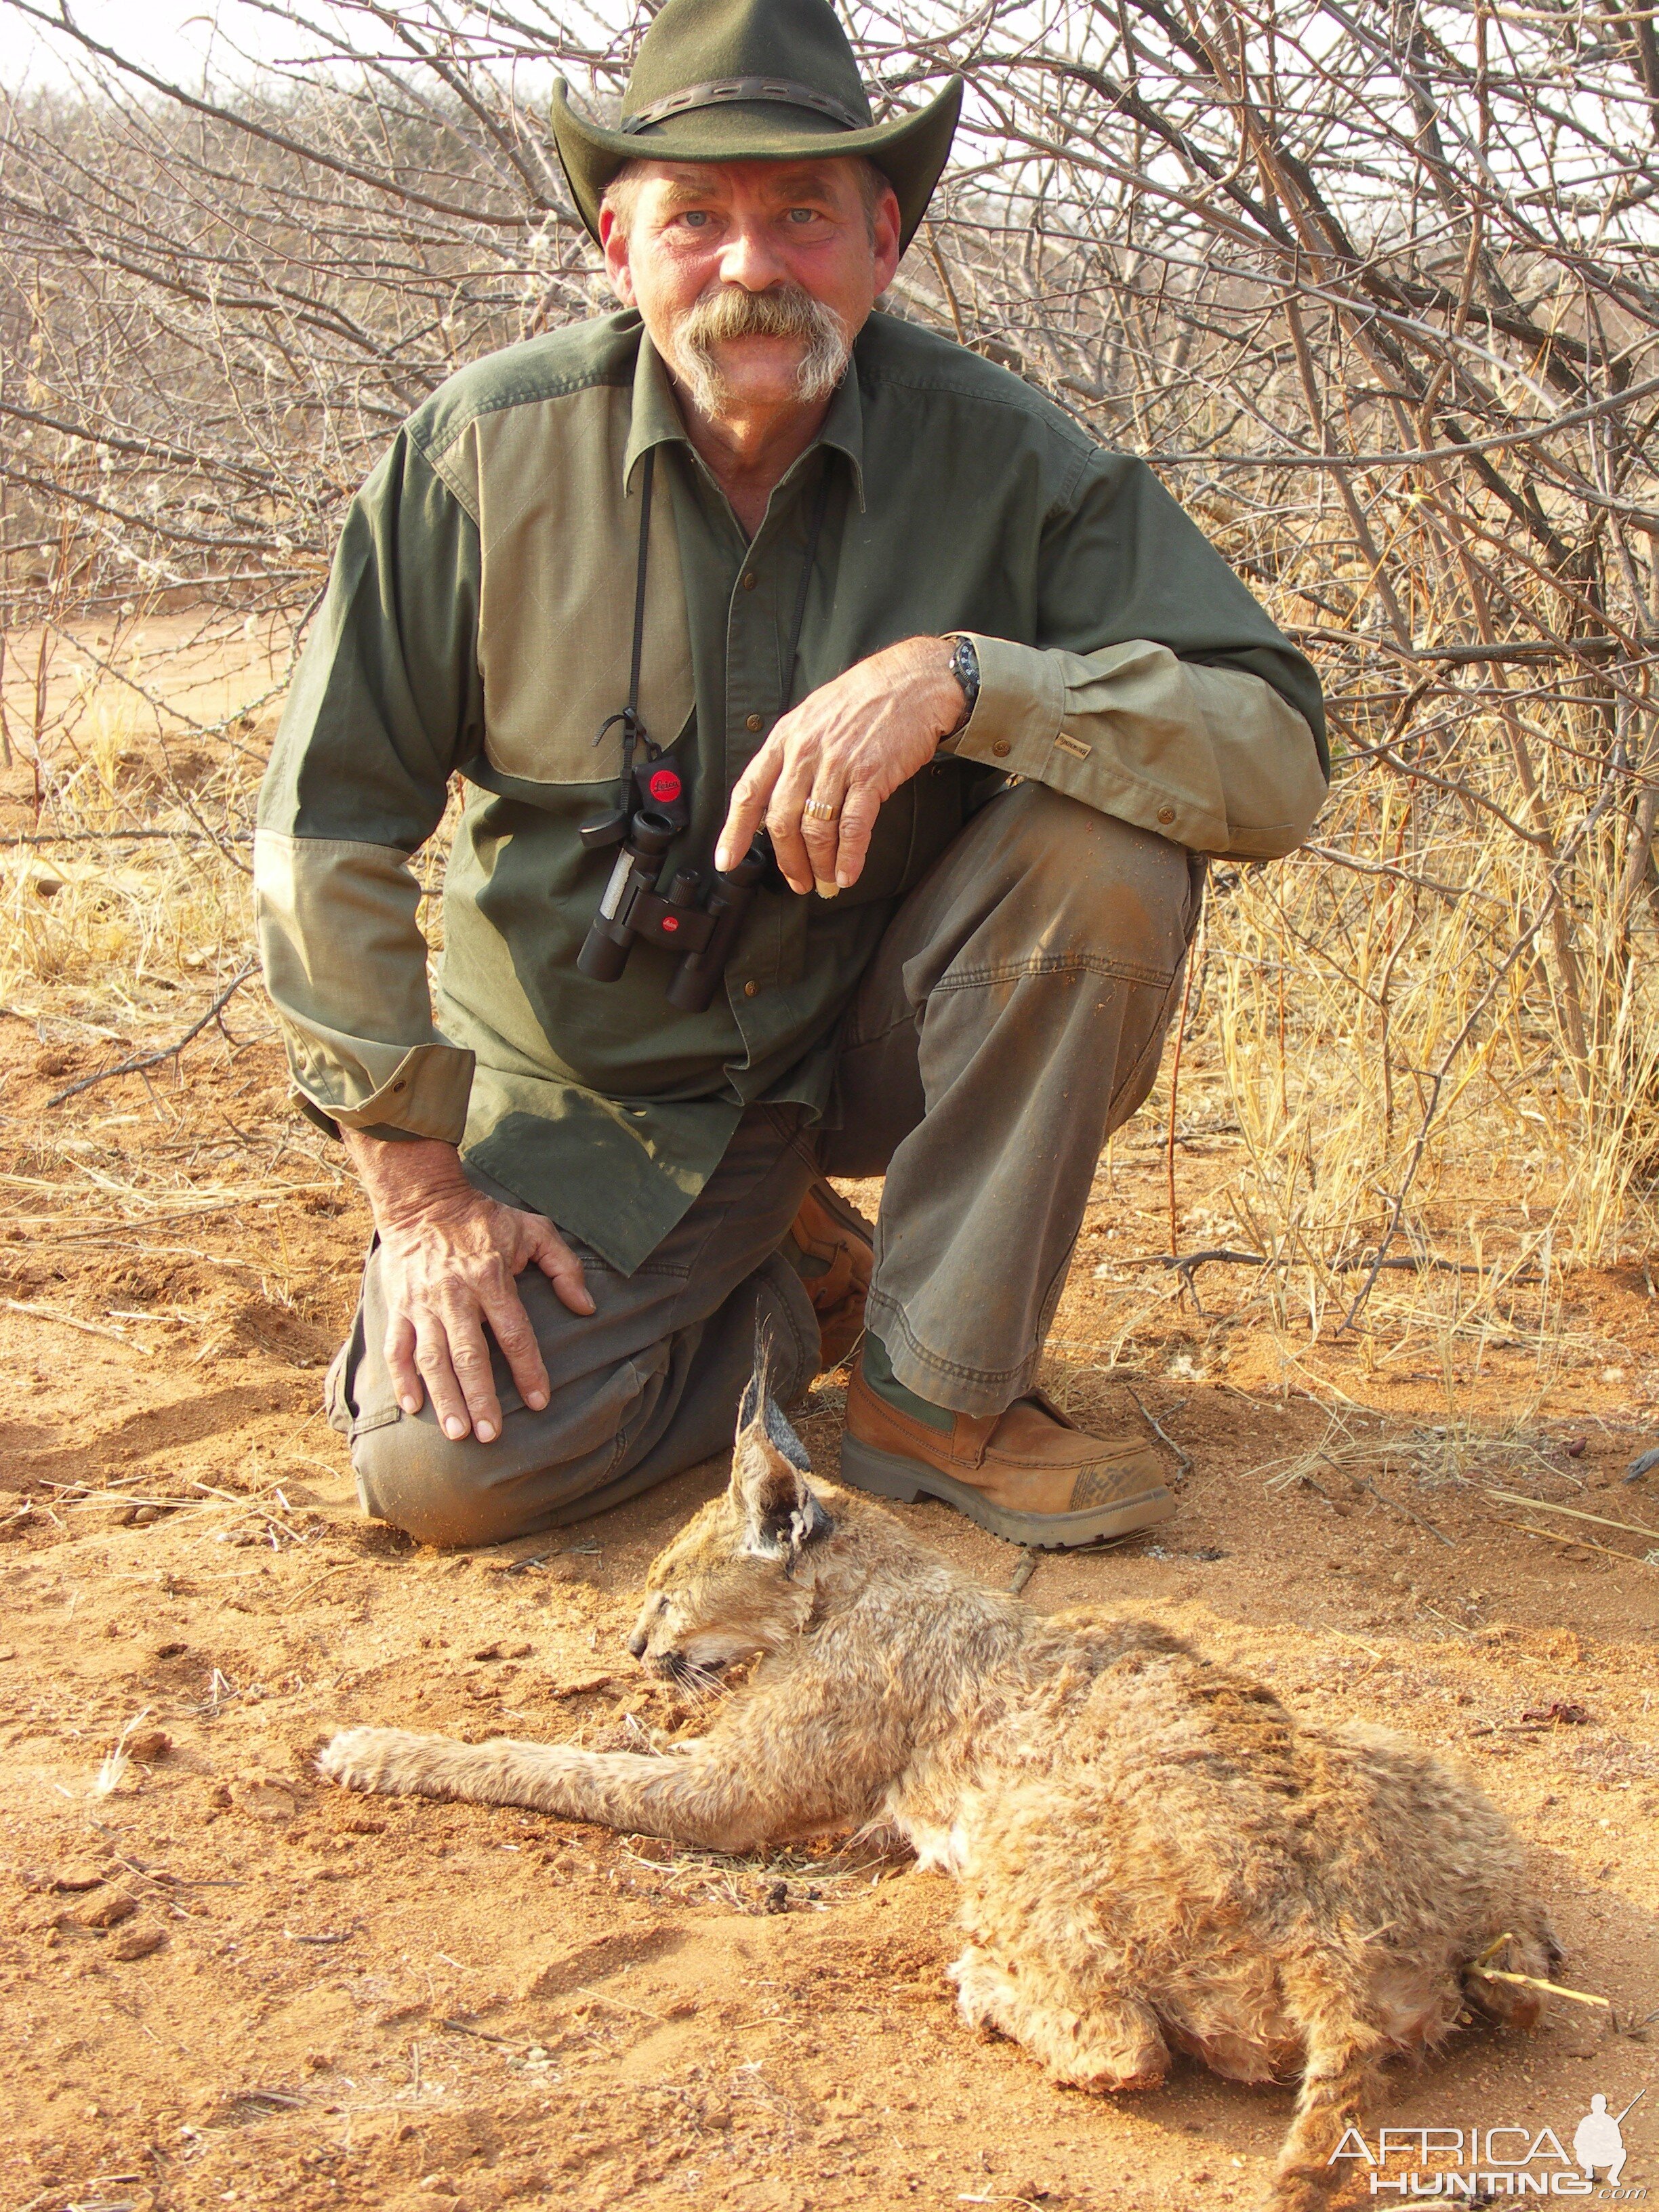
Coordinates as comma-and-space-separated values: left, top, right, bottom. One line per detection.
716, 740, 786, 873
478, 1275, 552, 1414
764, 784, 815, 895
798, 770, 848, 892
762, 730, 828, 895
386, 1313, 423, 1416
438, 1300, 504, 1441
413, 1316, 474, 1442
529, 1219, 595, 1318
833, 783, 883, 890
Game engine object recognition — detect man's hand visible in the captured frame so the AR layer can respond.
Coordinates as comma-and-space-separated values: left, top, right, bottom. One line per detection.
716, 636, 966, 896
343, 1132, 593, 1444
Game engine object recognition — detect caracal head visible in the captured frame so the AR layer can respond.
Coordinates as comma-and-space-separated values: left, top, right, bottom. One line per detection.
626, 1349, 835, 1692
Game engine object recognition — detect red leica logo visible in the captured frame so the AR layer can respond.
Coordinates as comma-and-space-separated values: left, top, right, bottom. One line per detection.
649, 769, 682, 802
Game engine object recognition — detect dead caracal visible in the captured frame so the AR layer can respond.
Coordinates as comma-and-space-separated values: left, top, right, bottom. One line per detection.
322, 1355, 1558, 2207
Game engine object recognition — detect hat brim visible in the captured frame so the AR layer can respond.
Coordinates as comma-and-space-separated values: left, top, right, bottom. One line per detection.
551, 77, 962, 254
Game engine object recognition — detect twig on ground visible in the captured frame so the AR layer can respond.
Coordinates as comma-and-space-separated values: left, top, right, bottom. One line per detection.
1136, 1247, 1267, 1280
1353, 1473, 1455, 1548
441, 2018, 515, 2043
277, 1563, 356, 1612
1482, 1487, 1659, 1542
47, 960, 258, 1105
501, 1541, 603, 1574
3, 1298, 130, 1344
1126, 1387, 1195, 1480
1418, 1603, 1477, 1639
1325, 1627, 1385, 1660
1008, 1550, 1038, 1595
1498, 1519, 1659, 1572
576, 1982, 667, 2022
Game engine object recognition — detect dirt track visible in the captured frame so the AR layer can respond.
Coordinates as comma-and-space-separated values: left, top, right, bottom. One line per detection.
1, 1021, 1657, 2212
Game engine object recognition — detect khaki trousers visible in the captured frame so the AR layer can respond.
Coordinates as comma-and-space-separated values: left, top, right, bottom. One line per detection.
331, 783, 1203, 1544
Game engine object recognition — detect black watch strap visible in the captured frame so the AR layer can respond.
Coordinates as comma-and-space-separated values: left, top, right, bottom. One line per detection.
945, 634, 980, 739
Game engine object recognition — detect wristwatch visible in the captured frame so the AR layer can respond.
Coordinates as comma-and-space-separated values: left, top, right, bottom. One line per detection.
943, 634, 980, 741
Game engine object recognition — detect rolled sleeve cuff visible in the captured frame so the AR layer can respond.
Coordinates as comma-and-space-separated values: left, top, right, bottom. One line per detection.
288, 1037, 476, 1144
944, 632, 1065, 775
946, 633, 1230, 851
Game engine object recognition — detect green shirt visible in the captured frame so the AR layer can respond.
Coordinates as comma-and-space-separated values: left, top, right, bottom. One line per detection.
255, 309, 1326, 1272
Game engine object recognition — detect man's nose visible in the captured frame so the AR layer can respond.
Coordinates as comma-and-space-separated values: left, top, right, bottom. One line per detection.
716, 219, 788, 292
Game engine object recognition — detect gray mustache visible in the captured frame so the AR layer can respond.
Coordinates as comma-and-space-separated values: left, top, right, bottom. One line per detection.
677, 281, 846, 350
672, 282, 852, 409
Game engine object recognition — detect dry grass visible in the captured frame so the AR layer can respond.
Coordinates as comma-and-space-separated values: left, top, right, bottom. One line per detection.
0, 605, 349, 1248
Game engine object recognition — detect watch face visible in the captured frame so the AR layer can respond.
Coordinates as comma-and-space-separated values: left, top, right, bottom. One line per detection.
944, 638, 979, 742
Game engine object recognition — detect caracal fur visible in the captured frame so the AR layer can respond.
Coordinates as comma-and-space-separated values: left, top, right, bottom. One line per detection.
321, 1353, 1557, 2208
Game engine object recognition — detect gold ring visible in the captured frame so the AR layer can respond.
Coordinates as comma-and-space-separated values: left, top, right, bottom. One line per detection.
802, 798, 838, 820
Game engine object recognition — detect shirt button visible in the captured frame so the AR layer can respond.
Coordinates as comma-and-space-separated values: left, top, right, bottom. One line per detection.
741, 572, 758, 590
992, 740, 1010, 758
1158, 804, 1176, 825
743, 980, 759, 998
745, 712, 763, 733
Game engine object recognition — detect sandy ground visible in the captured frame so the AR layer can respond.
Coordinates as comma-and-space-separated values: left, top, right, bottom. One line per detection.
0, 1003, 1655, 2212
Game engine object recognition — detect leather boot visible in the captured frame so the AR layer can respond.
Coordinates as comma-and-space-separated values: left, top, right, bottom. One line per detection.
786, 1180, 874, 1370
841, 1356, 1175, 1549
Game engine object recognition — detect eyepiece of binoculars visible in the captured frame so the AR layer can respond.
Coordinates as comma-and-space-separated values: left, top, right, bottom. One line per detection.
630, 808, 676, 859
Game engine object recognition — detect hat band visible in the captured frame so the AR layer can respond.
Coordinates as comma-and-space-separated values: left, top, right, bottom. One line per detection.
621, 77, 867, 135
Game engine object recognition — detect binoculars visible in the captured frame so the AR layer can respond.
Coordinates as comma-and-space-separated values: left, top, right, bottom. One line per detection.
577, 808, 768, 1012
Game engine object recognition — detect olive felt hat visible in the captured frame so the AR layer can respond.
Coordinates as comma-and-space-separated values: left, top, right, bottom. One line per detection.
551, 0, 962, 253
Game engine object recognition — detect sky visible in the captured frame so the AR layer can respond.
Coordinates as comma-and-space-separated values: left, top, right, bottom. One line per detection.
0, 0, 329, 89
0, 0, 629, 92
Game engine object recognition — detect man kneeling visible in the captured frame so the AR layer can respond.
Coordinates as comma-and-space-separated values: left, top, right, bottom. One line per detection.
254, 0, 1326, 1552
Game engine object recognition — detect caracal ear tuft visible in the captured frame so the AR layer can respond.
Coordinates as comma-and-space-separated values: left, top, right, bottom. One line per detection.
731, 1319, 833, 1563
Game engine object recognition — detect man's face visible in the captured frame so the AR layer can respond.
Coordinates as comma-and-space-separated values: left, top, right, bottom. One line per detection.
601, 158, 902, 419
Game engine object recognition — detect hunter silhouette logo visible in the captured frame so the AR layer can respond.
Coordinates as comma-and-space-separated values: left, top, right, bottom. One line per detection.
1330, 2086, 1647, 2197
1574, 2094, 1637, 2188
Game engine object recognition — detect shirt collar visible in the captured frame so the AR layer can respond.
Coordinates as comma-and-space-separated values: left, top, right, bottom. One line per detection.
623, 325, 866, 513
623, 331, 688, 491
817, 349, 865, 511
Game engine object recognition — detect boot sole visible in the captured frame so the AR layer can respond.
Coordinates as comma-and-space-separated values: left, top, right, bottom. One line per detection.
838, 1435, 1176, 1550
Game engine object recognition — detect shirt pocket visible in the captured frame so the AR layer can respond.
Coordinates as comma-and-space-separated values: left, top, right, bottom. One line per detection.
832, 783, 916, 907
836, 758, 966, 907
467, 397, 695, 786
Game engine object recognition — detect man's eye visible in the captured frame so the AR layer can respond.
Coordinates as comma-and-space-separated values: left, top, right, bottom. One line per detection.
679, 210, 712, 229
786, 207, 822, 225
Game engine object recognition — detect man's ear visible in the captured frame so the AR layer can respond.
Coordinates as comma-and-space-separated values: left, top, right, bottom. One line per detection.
599, 203, 636, 307
869, 180, 902, 298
